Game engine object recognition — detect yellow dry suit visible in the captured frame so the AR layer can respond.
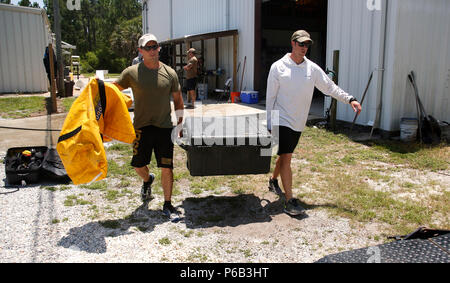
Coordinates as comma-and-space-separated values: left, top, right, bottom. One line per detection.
56, 79, 135, 184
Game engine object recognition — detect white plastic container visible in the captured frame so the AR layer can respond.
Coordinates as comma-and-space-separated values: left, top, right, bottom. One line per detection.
400, 118, 418, 142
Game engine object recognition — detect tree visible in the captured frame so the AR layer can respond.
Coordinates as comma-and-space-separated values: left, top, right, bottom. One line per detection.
43, 0, 142, 72
18, 0, 31, 6
32, 2, 40, 8
110, 16, 142, 63
0, 0, 12, 4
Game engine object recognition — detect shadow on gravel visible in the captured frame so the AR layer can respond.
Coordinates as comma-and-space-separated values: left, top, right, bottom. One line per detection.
0, 179, 70, 194
182, 194, 308, 229
57, 201, 169, 254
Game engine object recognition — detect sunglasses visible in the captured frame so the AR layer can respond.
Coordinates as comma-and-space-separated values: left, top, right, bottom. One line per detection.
297, 42, 312, 48
141, 44, 159, 51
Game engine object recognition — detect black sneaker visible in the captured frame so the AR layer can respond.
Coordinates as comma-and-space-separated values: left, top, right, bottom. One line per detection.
140, 173, 155, 202
283, 198, 306, 216
268, 178, 283, 196
162, 202, 180, 220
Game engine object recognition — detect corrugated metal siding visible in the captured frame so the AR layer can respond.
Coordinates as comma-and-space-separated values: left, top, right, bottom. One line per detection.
146, 0, 171, 41
382, 0, 450, 131
144, 0, 255, 92
326, 0, 386, 128
327, 0, 450, 131
0, 4, 50, 93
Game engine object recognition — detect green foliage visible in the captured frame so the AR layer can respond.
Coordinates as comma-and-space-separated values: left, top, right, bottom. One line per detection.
43, 0, 142, 72
18, 0, 31, 6
85, 51, 99, 69
110, 16, 142, 62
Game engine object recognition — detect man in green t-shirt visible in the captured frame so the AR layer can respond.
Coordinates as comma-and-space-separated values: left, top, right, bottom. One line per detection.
114, 33, 184, 219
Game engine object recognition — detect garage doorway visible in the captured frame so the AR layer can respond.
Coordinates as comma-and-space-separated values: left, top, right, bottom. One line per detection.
257, 0, 328, 117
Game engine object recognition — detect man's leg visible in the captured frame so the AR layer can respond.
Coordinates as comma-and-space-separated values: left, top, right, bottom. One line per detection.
188, 90, 196, 106
135, 166, 150, 182
276, 153, 293, 201
161, 167, 173, 202
272, 157, 281, 180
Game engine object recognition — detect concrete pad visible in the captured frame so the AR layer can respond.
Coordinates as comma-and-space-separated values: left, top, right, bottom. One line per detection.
0, 114, 67, 152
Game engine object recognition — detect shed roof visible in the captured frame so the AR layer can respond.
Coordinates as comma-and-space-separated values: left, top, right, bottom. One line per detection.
159, 29, 238, 45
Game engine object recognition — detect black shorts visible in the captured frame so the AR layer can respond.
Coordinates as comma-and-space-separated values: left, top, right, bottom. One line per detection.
273, 126, 302, 155
131, 125, 174, 169
186, 78, 197, 91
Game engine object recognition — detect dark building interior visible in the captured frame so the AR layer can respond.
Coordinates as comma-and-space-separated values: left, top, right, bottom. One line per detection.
257, 0, 328, 111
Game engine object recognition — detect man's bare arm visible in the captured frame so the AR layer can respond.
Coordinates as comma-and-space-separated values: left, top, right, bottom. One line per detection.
172, 90, 184, 125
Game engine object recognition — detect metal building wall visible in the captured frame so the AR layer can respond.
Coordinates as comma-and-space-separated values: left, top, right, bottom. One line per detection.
146, 0, 171, 41
327, 0, 450, 132
326, 0, 387, 129
0, 4, 50, 94
381, 0, 450, 131
144, 0, 255, 92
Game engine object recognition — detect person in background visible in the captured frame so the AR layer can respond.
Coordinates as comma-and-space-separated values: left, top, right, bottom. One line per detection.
132, 53, 143, 66
183, 48, 198, 108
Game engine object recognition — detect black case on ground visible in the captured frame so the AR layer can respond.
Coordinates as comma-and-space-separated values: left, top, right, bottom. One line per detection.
4, 146, 70, 185
5, 146, 48, 185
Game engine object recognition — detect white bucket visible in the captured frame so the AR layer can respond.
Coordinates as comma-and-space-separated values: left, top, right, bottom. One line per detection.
400, 118, 418, 142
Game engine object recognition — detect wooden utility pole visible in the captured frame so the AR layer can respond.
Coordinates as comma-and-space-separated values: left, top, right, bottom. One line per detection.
49, 43, 57, 113
330, 50, 340, 131
54, 0, 64, 97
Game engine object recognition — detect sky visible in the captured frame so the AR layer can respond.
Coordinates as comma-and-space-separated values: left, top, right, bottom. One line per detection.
11, 0, 45, 8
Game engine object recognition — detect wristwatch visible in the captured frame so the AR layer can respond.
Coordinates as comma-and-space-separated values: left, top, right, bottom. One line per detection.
349, 97, 358, 104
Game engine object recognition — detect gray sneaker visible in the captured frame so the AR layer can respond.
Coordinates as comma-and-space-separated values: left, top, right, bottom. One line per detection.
268, 178, 283, 195
140, 173, 155, 202
162, 203, 181, 222
283, 198, 306, 216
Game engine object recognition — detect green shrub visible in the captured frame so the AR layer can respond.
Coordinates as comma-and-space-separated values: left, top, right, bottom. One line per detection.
85, 51, 99, 69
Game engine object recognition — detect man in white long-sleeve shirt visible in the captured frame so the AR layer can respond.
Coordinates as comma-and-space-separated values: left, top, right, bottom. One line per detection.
266, 30, 362, 216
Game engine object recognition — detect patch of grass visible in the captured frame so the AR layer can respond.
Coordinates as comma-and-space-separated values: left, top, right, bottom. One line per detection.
186, 248, 208, 262
232, 187, 246, 195
108, 143, 133, 155
118, 179, 131, 188
363, 171, 392, 183
179, 230, 194, 238
64, 195, 92, 206
80, 181, 108, 191
44, 186, 57, 192
240, 249, 252, 258
105, 190, 120, 201
0, 96, 46, 118
61, 97, 77, 112
107, 159, 136, 178
323, 171, 433, 231
159, 237, 171, 245
401, 182, 418, 189
59, 185, 72, 191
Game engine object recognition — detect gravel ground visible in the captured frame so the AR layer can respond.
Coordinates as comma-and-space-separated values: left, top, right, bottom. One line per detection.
0, 149, 387, 263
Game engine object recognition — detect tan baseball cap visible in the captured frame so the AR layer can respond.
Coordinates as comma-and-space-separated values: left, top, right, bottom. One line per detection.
291, 30, 313, 44
186, 48, 196, 54
138, 33, 158, 47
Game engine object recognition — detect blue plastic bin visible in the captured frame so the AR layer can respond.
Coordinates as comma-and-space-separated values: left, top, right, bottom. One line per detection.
240, 91, 259, 104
